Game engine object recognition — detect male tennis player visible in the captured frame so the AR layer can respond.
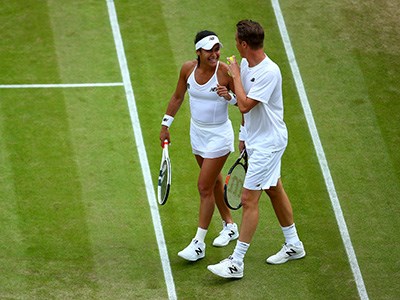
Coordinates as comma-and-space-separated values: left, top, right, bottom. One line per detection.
208, 20, 305, 278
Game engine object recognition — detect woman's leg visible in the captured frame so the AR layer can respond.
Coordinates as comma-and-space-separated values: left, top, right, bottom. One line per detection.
195, 154, 230, 228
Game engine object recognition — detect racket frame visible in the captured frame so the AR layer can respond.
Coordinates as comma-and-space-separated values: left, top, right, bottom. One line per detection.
224, 150, 248, 210
157, 140, 171, 205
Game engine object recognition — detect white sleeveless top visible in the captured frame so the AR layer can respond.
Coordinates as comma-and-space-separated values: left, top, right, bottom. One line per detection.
187, 61, 229, 125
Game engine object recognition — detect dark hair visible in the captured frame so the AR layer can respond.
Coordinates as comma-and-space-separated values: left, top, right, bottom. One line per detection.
194, 30, 217, 44
236, 20, 264, 50
194, 30, 218, 65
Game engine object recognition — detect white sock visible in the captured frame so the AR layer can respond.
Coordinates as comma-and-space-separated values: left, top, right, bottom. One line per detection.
282, 223, 301, 245
194, 227, 207, 243
231, 240, 250, 265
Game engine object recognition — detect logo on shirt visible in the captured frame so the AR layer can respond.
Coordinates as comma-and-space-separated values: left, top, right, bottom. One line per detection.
251, 77, 256, 82
210, 86, 217, 92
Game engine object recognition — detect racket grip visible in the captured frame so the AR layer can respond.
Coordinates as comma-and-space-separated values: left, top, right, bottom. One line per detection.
163, 139, 169, 148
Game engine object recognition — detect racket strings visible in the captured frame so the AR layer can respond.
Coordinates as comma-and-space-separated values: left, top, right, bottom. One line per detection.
158, 157, 171, 205
225, 163, 246, 210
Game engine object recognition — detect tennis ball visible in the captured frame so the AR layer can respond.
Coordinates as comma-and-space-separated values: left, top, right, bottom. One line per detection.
227, 56, 235, 77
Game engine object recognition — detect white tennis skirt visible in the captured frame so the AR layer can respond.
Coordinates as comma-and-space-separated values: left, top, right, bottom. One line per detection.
244, 148, 285, 190
190, 118, 234, 159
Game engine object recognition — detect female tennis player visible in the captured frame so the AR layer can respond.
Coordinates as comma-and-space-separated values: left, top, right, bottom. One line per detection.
159, 30, 239, 261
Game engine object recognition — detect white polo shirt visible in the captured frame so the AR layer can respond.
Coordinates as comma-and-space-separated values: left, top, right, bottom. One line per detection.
241, 56, 288, 152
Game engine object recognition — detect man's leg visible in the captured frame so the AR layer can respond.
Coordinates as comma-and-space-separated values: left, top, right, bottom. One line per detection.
265, 179, 305, 264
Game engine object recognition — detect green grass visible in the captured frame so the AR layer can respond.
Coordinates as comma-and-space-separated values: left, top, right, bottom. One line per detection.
0, 0, 399, 299
279, 1, 400, 298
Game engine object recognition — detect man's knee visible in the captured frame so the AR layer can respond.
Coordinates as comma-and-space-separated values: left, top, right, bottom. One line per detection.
241, 190, 259, 209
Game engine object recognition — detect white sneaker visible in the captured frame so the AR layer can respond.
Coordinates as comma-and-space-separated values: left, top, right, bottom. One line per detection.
266, 242, 306, 265
178, 239, 205, 261
212, 223, 239, 247
207, 256, 244, 279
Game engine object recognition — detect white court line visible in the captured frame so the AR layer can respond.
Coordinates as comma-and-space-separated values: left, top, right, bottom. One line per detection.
106, 1, 177, 300
271, 1, 369, 299
0, 83, 123, 89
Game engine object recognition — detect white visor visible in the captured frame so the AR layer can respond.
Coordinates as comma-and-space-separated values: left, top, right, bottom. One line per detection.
195, 35, 223, 50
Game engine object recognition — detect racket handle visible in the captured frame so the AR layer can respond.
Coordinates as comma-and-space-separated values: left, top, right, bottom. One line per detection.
163, 139, 169, 148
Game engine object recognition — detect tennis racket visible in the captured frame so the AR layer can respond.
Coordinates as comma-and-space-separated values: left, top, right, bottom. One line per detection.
157, 139, 171, 205
224, 149, 248, 210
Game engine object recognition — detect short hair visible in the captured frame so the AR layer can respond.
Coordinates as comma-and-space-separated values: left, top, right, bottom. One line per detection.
236, 20, 264, 50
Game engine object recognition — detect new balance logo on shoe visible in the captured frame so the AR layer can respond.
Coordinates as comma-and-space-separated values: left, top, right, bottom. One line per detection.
212, 223, 239, 247
266, 242, 306, 265
228, 265, 238, 274
178, 239, 206, 261
286, 248, 297, 256
207, 257, 244, 279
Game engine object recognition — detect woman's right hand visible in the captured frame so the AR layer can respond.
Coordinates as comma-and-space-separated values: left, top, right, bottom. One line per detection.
239, 140, 245, 152
160, 126, 170, 147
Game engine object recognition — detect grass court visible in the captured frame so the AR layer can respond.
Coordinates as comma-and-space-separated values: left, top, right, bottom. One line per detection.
0, 0, 399, 299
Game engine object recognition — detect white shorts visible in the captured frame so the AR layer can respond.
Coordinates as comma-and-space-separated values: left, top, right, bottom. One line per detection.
243, 148, 285, 190
190, 118, 234, 159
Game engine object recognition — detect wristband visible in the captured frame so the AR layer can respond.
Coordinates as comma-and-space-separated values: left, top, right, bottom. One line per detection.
161, 114, 174, 128
239, 125, 247, 141
227, 92, 237, 105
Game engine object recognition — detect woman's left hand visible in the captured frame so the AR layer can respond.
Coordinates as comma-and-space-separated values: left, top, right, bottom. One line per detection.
216, 84, 231, 100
